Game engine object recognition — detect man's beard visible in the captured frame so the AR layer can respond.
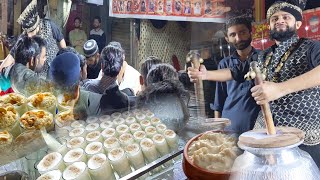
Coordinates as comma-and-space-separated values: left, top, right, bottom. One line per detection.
87, 60, 99, 68
230, 37, 252, 50
74, 25, 80, 29
270, 25, 296, 42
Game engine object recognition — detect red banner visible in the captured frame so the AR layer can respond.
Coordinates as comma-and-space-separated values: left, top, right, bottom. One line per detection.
302, 9, 320, 41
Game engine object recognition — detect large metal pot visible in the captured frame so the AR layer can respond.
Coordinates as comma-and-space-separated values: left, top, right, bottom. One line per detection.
231, 140, 320, 180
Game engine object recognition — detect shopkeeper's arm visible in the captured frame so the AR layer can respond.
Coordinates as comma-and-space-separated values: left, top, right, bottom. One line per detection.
0, 54, 14, 72
188, 65, 233, 82
59, 39, 67, 49
251, 66, 320, 105
0, 34, 23, 72
188, 59, 250, 83
251, 42, 320, 105
50, 20, 66, 49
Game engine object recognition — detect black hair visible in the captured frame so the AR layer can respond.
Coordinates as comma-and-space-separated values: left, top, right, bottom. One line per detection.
100, 44, 125, 77
140, 56, 162, 81
33, 36, 46, 48
74, 17, 82, 23
224, 14, 253, 36
93, 16, 102, 23
146, 63, 178, 86
137, 63, 190, 107
15, 35, 46, 66
108, 41, 125, 54
57, 47, 86, 69
108, 41, 123, 50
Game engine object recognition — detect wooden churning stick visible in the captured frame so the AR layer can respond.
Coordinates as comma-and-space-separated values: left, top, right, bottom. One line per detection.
250, 61, 276, 135
187, 50, 206, 118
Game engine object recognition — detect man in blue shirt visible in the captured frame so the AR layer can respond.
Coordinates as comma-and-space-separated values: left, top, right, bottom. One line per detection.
211, 15, 260, 134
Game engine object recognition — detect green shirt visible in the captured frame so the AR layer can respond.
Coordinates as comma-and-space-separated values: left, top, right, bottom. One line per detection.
69, 29, 87, 55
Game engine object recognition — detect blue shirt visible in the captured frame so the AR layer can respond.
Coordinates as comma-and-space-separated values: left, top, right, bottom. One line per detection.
211, 49, 260, 134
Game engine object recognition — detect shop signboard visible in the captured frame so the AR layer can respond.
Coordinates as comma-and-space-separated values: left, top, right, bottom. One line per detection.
109, 0, 230, 22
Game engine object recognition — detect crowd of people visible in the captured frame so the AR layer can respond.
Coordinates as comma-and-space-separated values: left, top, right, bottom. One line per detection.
2, 35, 189, 122
1, 34, 190, 130
0, 0, 190, 134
